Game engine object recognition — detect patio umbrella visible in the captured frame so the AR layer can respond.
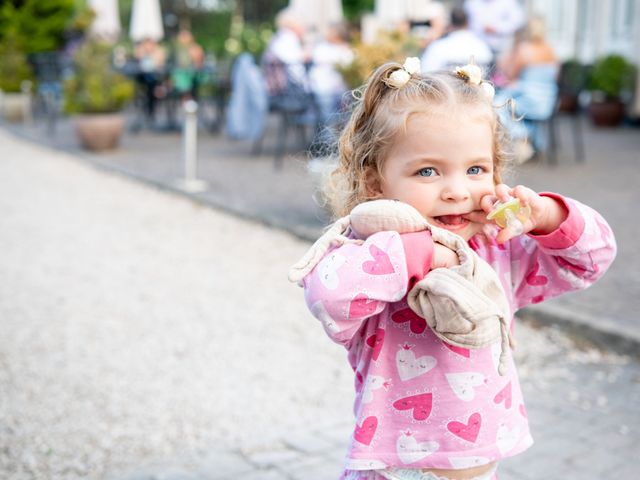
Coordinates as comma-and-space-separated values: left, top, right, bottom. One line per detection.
289, 0, 343, 35
129, 0, 164, 42
89, 0, 121, 42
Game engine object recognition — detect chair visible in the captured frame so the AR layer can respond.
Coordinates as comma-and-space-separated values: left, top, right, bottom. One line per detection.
29, 52, 69, 135
504, 64, 585, 165
254, 58, 319, 169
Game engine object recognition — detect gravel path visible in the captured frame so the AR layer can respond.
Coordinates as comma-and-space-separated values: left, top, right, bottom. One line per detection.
0, 130, 353, 479
1, 129, 637, 480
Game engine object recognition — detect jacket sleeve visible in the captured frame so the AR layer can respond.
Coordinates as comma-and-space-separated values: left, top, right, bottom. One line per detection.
302, 230, 433, 347
509, 193, 617, 310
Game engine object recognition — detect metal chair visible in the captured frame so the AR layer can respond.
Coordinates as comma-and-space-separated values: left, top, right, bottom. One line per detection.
518, 64, 585, 165
254, 59, 319, 169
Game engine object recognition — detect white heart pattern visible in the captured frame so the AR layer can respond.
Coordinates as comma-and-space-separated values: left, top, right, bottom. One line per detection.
519, 236, 537, 254
310, 301, 340, 334
396, 431, 439, 464
557, 267, 588, 289
491, 342, 502, 373
445, 372, 486, 401
448, 456, 491, 469
361, 375, 386, 404
396, 345, 437, 381
496, 423, 521, 454
317, 252, 346, 290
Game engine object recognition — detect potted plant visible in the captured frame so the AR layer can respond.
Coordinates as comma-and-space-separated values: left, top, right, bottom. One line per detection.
0, 32, 34, 122
338, 30, 419, 89
64, 39, 135, 150
587, 54, 636, 126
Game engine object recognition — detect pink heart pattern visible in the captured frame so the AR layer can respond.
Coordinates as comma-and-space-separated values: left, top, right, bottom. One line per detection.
366, 328, 385, 361
447, 413, 482, 443
443, 343, 471, 358
531, 295, 545, 304
392, 393, 433, 421
392, 308, 427, 335
493, 382, 512, 409
519, 404, 528, 418
354, 416, 378, 445
525, 262, 548, 286
362, 244, 395, 275
349, 293, 379, 319
556, 256, 592, 278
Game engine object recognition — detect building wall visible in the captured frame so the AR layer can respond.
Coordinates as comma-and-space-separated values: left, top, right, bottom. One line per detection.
525, 0, 639, 63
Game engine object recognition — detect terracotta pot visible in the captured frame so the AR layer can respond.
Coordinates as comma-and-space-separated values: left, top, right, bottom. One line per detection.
588, 100, 625, 127
74, 113, 125, 151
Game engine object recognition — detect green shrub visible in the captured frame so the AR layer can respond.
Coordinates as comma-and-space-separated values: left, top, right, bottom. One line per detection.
64, 40, 135, 114
0, 32, 34, 93
587, 54, 636, 100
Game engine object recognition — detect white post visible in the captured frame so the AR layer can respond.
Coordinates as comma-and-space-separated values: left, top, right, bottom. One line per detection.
175, 100, 208, 192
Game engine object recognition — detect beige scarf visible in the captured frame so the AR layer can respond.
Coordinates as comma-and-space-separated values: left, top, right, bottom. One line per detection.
289, 200, 514, 375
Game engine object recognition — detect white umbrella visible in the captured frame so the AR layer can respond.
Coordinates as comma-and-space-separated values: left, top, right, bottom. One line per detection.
289, 0, 343, 35
88, 0, 121, 42
129, 0, 164, 42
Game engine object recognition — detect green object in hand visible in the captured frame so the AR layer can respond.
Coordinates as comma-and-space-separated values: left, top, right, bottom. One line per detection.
486, 198, 531, 235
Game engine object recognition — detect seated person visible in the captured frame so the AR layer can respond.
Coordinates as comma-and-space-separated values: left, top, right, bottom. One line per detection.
261, 7, 309, 96
420, 6, 493, 73
309, 22, 354, 128
495, 16, 559, 160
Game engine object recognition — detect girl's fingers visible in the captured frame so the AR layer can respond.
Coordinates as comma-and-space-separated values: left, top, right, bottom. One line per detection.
495, 184, 512, 202
495, 227, 513, 244
480, 194, 498, 213
511, 185, 535, 207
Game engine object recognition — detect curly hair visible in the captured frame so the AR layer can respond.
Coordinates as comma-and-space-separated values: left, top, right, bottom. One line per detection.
323, 62, 512, 219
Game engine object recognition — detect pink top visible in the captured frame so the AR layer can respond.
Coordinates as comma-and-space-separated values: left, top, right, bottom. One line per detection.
301, 194, 616, 471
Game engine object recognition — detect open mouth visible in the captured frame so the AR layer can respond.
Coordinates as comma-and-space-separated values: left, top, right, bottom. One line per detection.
432, 215, 470, 230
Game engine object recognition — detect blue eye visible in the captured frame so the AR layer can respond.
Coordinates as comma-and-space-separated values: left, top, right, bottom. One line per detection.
417, 167, 436, 177
467, 166, 484, 175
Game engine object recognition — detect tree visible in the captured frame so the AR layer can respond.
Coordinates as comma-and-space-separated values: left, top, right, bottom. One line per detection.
0, 0, 76, 53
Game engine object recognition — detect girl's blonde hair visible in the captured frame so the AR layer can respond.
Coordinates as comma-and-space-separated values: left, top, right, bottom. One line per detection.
324, 62, 511, 218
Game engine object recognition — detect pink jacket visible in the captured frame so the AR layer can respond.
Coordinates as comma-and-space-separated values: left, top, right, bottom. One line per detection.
301, 194, 616, 471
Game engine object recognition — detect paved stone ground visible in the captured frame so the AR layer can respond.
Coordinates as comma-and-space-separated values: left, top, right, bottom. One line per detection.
5, 110, 638, 351
1, 128, 639, 480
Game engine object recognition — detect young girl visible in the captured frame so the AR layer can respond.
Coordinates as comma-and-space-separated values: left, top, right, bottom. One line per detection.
289, 59, 616, 480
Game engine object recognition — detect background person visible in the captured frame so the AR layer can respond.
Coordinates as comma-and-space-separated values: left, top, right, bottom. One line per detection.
464, 0, 525, 57
262, 7, 309, 95
134, 37, 166, 125
420, 6, 492, 72
171, 29, 204, 102
309, 23, 354, 133
495, 16, 559, 160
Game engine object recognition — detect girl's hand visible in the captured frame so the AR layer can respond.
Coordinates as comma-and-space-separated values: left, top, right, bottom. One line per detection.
432, 242, 460, 269
475, 184, 568, 244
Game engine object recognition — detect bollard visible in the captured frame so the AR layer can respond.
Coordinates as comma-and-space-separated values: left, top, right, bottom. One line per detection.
175, 100, 208, 192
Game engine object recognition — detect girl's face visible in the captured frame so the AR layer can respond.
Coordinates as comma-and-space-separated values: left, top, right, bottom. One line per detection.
374, 110, 496, 240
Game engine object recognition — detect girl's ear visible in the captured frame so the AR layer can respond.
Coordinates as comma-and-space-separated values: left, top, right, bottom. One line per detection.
364, 168, 384, 199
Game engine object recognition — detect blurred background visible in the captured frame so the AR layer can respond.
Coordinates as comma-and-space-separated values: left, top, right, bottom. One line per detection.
1, 1, 639, 480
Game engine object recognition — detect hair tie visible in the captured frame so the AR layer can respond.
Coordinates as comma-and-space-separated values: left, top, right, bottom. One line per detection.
386, 57, 421, 89
454, 63, 495, 100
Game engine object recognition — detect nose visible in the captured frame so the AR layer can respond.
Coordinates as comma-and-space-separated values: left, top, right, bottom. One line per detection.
440, 176, 471, 202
